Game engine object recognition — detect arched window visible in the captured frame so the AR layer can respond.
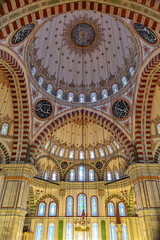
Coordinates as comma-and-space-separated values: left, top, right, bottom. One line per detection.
112, 83, 118, 94
107, 171, 112, 181
79, 151, 84, 160
31, 66, 36, 76
47, 223, 55, 240
109, 223, 117, 240
102, 89, 108, 99
49, 202, 57, 216
113, 141, 120, 150
59, 148, 65, 157
68, 92, 74, 102
122, 223, 129, 240
89, 169, 94, 182
114, 171, 120, 180
44, 171, 49, 180
118, 202, 126, 216
107, 145, 113, 154
35, 222, 43, 240
99, 148, 105, 157
47, 84, 53, 94
92, 222, 99, 240
38, 202, 46, 216
157, 123, 160, 134
91, 196, 98, 216
69, 169, 75, 181
66, 196, 73, 216
38, 169, 42, 179
57, 89, 63, 99
78, 193, 87, 216
79, 93, 85, 103
69, 150, 74, 159
1, 123, 9, 135
38, 76, 43, 86
122, 76, 127, 86
107, 202, 115, 216
90, 150, 95, 159
91, 92, 97, 102
44, 141, 50, 150
65, 223, 72, 240
78, 166, 85, 181
51, 145, 57, 154
135, 54, 138, 63
51, 171, 57, 181
129, 66, 135, 76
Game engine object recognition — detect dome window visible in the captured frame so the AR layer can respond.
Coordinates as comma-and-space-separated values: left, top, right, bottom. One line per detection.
157, 123, 160, 134
102, 89, 108, 99
51, 145, 57, 154
69, 150, 74, 159
107, 171, 112, 181
1, 123, 9, 135
38, 76, 43, 86
59, 148, 65, 157
44, 141, 50, 150
99, 148, 105, 157
51, 171, 57, 181
90, 150, 95, 159
31, 66, 36, 76
79, 151, 84, 160
79, 93, 85, 103
91, 92, 97, 102
122, 76, 127, 86
107, 145, 113, 154
113, 141, 120, 150
129, 66, 135, 76
47, 84, 53, 94
112, 83, 118, 94
57, 89, 63, 99
68, 92, 74, 102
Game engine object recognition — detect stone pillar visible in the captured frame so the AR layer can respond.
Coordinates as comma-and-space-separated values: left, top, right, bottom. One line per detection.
126, 164, 160, 240
0, 164, 38, 240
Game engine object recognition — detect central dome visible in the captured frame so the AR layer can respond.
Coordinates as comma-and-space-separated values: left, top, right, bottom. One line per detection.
27, 11, 138, 102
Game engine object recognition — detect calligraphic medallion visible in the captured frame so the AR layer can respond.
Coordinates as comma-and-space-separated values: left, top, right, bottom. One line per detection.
10, 23, 37, 46
34, 99, 53, 120
111, 99, 130, 120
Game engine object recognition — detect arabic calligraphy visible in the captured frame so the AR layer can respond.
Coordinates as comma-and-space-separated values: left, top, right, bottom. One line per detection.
112, 99, 130, 120
10, 23, 36, 45
35, 99, 53, 119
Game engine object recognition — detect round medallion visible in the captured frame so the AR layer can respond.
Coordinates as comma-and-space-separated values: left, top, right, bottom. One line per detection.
71, 23, 95, 47
95, 161, 103, 170
61, 161, 68, 170
34, 99, 53, 120
111, 99, 130, 120
133, 22, 159, 45
10, 23, 36, 46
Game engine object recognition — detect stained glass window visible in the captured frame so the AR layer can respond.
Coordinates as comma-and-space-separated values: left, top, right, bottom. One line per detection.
51, 171, 57, 181
114, 171, 120, 180
92, 223, 99, 240
122, 76, 127, 86
44, 171, 49, 180
51, 145, 57, 154
113, 141, 120, 150
102, 89, 108, 99
70, 169, 75, 182
79, 93, 85, 103
1, 123, 9, 135
38, 169, 42, 179
47, 84, 53, 94
107, 145, 113, 154
122, 223, 129, 240
91, 196, 98, 216
66, 196, 73, 216
38, 76, 43, 86
107, 171, 112, 181
69, 150, 74, 159
44, 141, 50, 150
49, 202, 57, 216
107, 202, 115, 216
59, 148, 65, 157
38, 202, 45, 216
47, 223, 55, 240
35, 222, 43, 240
57, 89, 63, 99
99, 148, 105, 157
78, 194, 87, 216
89, 169, 94, 182
129, 66, 135, 76
31, 66, 36, 76
90, 150, 95, 159
118, 202, 126, 216
78, 166, 85, 181
109, 223, 117, 240
79, 151, 84, 160
135, 54, 138, 63
91, 92, 97, 102
157, 123, 160, 134
112, 83, 118, 94
68, 92, 74, 102
65, 223, 72, 240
